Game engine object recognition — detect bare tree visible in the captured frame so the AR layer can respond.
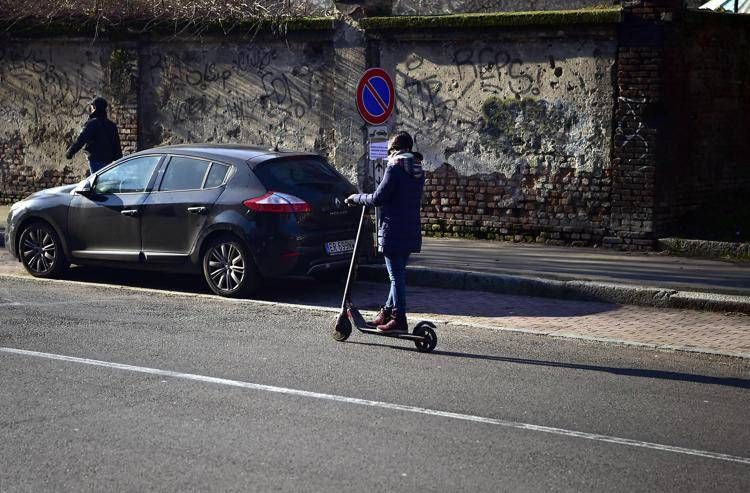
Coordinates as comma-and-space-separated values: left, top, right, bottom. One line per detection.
0, 0, 330, 35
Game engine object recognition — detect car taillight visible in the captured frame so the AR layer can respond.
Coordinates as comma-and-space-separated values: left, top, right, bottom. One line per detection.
243, 191, 311, 213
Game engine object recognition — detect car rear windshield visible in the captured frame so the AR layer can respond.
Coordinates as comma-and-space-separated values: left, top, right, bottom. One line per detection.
254, 158, 347, 193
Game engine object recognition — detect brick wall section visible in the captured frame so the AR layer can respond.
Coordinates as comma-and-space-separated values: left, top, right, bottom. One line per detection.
656, 13, 750, 236
0, 112, 136, 205
0, 138, 82, 204
422, 164, 612, 245
106, 47, 139, 159
110, 103, 139, 157
606, 0, 682, 250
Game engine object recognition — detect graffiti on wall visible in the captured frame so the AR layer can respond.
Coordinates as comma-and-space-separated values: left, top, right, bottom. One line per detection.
615, 96, 648, 161
383, 40, 615, 176
141, 43, 331, 155
392, 0, 616, 15
0, 44, 103, 170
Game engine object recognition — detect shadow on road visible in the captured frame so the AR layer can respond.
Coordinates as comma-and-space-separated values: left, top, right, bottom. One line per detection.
349, 341, 750, 389
52, 265, 615, 319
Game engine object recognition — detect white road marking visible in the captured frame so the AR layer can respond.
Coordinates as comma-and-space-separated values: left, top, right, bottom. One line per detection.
0, 299, 125, 307
2, 346, 749, 466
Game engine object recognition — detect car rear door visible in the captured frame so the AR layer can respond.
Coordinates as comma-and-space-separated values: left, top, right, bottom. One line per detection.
140, 155, 231, 261
67, 155, 162, 261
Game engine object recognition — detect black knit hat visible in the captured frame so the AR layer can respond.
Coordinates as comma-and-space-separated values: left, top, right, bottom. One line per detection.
90, 96, 108, 111
388, 131, 413, 152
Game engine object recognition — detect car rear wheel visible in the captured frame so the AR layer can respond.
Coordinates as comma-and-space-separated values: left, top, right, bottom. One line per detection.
18, 221, 69, 278
202, 235, 260, 297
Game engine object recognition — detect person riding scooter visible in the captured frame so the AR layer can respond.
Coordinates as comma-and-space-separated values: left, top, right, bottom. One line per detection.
345, 131, 425, 332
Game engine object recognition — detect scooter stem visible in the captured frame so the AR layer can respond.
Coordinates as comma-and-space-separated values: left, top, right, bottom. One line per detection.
341, 205, 368, 311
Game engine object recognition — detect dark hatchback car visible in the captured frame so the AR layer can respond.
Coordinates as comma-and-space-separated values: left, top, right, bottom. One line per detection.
5, 144, 366, 296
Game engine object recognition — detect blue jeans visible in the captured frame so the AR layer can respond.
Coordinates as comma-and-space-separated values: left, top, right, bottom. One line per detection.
384, 253, 410, 313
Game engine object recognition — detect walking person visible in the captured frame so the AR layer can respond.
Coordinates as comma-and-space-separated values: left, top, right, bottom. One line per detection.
65, 96, 122, 174
346, 131, 425, 332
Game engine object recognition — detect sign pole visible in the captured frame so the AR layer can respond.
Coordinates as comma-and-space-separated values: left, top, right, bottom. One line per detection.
356, 68, 396, 259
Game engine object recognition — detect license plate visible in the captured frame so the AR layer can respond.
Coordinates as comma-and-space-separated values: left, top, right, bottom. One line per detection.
325, 239, 355, 255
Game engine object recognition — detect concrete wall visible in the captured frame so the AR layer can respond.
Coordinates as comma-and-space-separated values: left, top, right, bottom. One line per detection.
139, 38, 335, 158
374, 27, 616, 244
382, 35, 615, 175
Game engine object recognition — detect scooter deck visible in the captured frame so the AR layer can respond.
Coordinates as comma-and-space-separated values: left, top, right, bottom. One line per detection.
358, 327, 426, 342
347, 306, 426, 341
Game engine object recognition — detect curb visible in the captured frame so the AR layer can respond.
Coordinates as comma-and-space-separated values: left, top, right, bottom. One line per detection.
358, 264, 750, 315
658, 237, 750, 261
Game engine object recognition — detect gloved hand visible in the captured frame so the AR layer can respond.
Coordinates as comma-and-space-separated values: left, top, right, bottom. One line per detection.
344, 194, 358, 207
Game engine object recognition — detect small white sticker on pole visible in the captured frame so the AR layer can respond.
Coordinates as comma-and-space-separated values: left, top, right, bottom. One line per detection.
369, 141, 388, 160
367, 125, 389, 187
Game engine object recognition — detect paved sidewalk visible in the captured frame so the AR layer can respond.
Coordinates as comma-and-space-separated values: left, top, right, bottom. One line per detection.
416, 237, 750, 296
358, 237, 750, 314
349, 282, 750, 359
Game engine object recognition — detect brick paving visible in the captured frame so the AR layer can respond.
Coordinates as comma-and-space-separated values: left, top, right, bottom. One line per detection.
352, 283, 750, 358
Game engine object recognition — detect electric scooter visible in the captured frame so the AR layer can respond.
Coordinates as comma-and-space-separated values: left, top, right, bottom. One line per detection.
331, 205, 438, 353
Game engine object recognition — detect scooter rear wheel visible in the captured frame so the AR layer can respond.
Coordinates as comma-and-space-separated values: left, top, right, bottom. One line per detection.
332, 314, 352, 342
413, 322, 437, 353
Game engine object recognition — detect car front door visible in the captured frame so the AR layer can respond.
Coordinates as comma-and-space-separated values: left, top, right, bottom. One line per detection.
140, 156, 230, 262
67, 155, 163, 262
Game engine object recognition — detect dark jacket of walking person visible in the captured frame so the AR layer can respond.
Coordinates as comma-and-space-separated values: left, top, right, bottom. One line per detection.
65, 97, 122, 173
346, 131, 425, 333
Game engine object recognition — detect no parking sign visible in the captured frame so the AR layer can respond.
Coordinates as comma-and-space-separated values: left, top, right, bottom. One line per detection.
356, 68, 395, 125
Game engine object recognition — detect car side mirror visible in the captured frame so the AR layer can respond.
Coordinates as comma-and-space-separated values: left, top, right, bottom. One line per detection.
75, 178, 94, 196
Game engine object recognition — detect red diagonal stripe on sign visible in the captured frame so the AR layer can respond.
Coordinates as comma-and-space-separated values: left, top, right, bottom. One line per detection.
364, 79, 388, 114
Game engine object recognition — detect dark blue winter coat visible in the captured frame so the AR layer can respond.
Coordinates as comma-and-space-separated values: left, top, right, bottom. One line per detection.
65, 109, 122, 165
349, 152, 425, 255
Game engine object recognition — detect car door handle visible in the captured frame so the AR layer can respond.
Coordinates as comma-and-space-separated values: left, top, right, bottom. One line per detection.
121, 209, 139, 217
187, 206, 208, 215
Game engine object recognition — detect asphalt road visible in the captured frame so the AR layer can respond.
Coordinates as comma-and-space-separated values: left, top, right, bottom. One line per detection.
1, 275, 749, 492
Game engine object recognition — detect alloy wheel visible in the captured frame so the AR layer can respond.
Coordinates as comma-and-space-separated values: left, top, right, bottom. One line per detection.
207, 242, 246, 293
21, 227, 57, 275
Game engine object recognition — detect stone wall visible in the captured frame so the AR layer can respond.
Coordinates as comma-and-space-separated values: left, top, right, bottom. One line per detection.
377, 27, 617, 244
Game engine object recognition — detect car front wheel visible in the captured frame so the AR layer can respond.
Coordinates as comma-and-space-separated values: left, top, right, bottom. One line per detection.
18, 221, 69, 278
202, 235, 260, 297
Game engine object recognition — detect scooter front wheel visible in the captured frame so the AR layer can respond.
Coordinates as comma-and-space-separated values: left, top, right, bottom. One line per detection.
413, 322, 437, 353
332, 314, 352, 342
